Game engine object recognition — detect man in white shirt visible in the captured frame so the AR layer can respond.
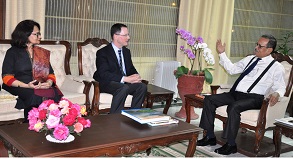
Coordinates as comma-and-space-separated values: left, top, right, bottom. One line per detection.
197, 34, 286, 155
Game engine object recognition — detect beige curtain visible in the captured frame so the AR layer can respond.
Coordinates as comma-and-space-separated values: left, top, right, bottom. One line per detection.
177, 0, 234, 93
5, 0, 45, 39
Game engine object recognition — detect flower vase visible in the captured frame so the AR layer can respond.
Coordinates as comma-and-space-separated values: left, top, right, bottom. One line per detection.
175, 74, 205, 119
46, 134, 75, 143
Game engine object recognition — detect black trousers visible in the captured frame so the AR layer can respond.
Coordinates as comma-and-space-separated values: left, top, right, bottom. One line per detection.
199, 91, 264, 141
100, 81, 147, 113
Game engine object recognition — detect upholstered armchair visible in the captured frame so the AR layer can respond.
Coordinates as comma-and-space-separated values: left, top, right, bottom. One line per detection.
0, 39, 91, 124
211, 52, 293, 153
76, 38, 149, 115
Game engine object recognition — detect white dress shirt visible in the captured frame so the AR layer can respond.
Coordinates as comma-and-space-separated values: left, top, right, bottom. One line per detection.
219, 52, 286, 97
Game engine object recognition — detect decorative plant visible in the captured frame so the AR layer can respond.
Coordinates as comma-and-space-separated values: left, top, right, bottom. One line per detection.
175, 28, 215, 84
28, 98, 91, 141
277, 31, 293, 55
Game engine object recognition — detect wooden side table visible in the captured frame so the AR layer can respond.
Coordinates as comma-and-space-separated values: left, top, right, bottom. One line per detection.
145, 84, 174, 114
184, 94, 204, 123
273, 122, 293, 157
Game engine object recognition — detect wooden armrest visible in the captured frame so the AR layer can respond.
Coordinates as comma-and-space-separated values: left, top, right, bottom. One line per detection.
210, 85, 220, 94
142, 80, 149, 85
91, 81, 100, 116
256, 98, 270, 128
82, 80, 92, 115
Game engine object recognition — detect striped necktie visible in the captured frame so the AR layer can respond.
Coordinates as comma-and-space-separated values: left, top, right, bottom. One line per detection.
230, 57, 261, 92
118, 49, 125, 76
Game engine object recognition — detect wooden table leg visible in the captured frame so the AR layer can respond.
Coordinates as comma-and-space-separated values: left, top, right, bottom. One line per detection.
146, 148, 151, 156
185, 133, 198, 157
163, 95, 172, 114
0, 140, 8, 157
273, 126, 282, 157
146, 96, 154, 109
185, 97, 191, 123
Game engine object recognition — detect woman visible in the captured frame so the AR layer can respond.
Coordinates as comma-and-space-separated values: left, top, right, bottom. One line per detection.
1, 20, 63, 122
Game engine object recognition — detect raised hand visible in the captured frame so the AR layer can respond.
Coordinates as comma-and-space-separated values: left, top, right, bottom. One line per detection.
216, 39, 226, 54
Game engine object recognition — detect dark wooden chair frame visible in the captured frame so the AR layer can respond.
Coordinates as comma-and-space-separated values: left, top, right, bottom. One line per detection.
77, 38, 110, 115
212, 52, 293, 153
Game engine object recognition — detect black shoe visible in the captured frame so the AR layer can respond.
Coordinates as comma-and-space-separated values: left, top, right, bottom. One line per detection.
214, 143, 237, 155
197, 136, 217, 146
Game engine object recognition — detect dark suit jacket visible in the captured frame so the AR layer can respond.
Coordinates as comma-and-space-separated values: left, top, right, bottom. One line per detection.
93, 43, 138, 86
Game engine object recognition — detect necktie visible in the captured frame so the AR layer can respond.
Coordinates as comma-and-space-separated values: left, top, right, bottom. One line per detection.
118, 49, 125, 76
230, 57, 261, 92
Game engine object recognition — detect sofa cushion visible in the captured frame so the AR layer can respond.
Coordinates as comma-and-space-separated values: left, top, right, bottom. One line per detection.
98, 93, 132, 110
0, 100, 24, 121
61, 90, 86, 106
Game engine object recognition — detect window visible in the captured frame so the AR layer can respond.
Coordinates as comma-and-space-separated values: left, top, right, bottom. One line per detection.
45, 0, 180, 81
231, 0, 293, 57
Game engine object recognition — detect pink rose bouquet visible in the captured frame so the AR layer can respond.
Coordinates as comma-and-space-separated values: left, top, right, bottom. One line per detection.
28, 98, 91, 141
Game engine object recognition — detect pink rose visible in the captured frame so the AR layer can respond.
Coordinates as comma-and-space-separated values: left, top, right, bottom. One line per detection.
50, 109, 62, 118
62, 114, 76, 126
77, 117, 91, 128
38, 109, 47, 120
71, 104, 81, 115
53, 124, 69, 140
28, 107, 39, 121
69, 108, 78, 117
40, 99, 55, 109
77, 117, 87, 126
85, 119, 91, 128
74, 122, 83, 133
46, 115, 60, 129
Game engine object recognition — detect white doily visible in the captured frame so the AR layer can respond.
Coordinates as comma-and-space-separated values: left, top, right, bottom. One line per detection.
46, 134, 75, 143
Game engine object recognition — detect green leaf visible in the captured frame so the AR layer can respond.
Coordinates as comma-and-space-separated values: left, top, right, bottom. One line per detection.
191, 70, 200, 75
203, 69, 213, 84
175, 66, 189, 78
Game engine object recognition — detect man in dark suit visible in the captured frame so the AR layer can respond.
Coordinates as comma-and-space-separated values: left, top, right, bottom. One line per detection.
93, 23, 147, 113
197, 35, 286, 155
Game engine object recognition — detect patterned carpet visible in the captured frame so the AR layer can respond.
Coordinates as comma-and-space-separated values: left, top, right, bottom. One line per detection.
129, 102, 247, 157
131, 140, 246, 157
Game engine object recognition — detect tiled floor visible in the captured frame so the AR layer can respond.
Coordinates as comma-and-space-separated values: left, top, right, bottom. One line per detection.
153, 101, 293, 157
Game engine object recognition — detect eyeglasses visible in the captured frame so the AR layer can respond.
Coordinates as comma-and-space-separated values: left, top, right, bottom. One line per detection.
255, 43, 266, 48
115, 33, 130, 37
31, 32, 41, 37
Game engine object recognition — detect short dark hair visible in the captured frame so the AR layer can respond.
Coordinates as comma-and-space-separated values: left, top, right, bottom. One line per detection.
110, 23, 127, 39
261, 34, 277, 51
11, 19, 40, 48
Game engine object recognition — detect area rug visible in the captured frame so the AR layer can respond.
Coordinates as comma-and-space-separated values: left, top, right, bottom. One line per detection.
131, 140, 246, 157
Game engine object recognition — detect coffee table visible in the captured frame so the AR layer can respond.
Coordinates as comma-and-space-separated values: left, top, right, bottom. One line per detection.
145, 84, 174, 114
0, 114, 202, 157
273, 122, 293, 157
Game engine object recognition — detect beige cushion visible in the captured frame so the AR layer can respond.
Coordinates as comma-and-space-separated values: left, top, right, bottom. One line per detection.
38, 44, 67, 87
98, 93, 132, 110
0, 100, 24, 121
0, 43, 11, 85
81, 44, 107, 77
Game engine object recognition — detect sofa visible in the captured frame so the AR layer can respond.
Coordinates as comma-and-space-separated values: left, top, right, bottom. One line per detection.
0, 39, 92, 124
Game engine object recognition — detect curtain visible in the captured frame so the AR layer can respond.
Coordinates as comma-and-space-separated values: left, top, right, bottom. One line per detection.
5, 0, 45, 39
177, 0, 234, 92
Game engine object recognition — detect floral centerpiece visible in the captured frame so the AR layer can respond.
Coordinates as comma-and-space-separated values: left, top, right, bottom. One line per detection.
28, 98, 91, 141
175, 28, 215, 84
